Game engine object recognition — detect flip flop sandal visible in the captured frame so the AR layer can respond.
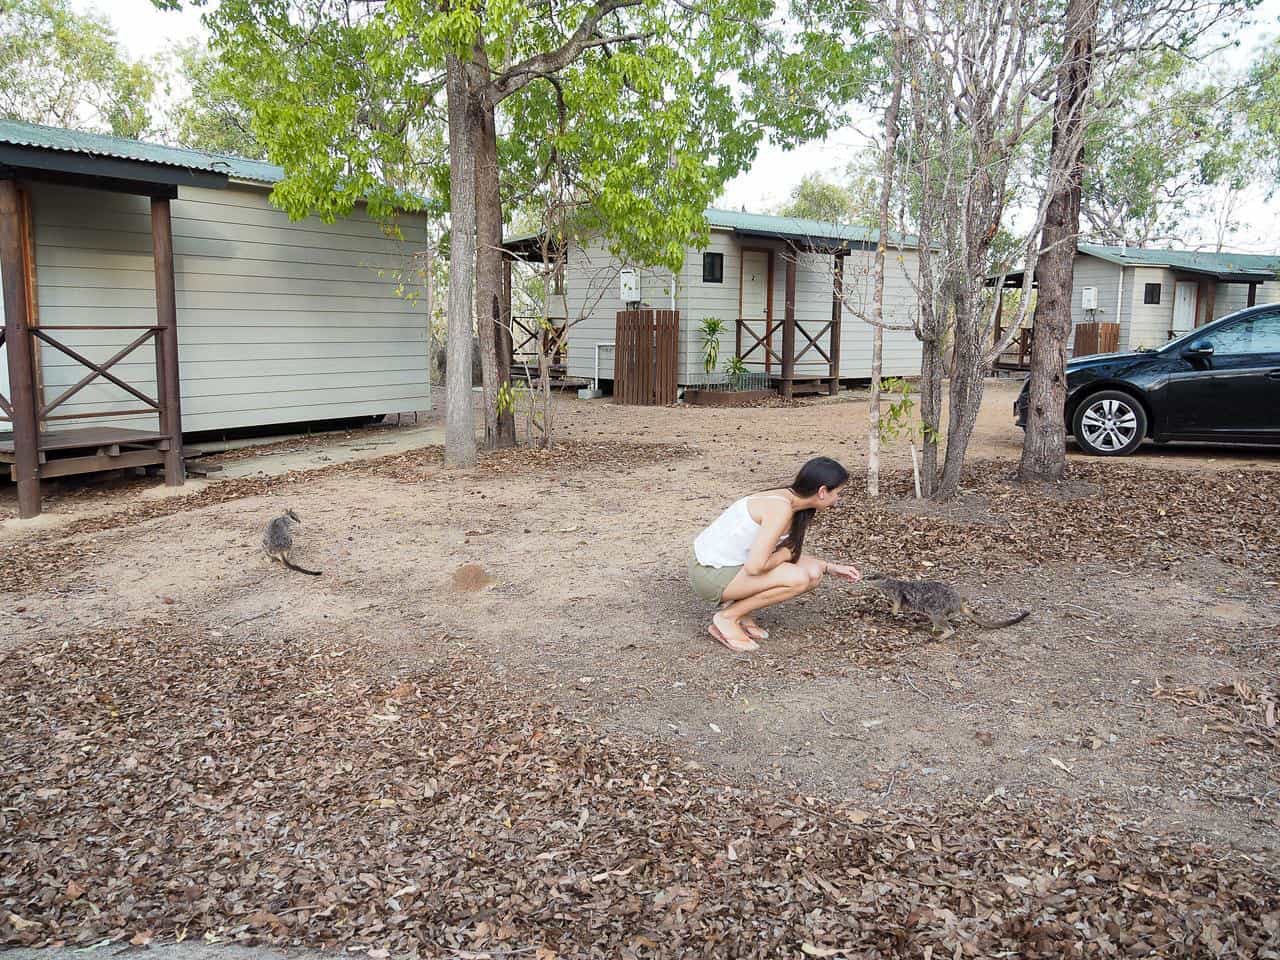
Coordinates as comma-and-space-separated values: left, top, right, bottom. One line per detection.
743, 624, 770, 641
709, 622, 757, 653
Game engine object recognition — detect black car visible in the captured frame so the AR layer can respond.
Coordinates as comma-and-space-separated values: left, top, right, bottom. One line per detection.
1015, 303, 1280, 456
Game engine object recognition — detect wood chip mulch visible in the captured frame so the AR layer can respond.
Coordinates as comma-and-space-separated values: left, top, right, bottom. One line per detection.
3, 627, 1278, 958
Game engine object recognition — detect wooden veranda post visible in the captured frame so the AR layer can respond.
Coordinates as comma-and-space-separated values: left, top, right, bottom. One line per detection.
151, 197, 185, 486
781, 254, 797, 400
829, 254, 844, 395
1, 178, 40, 518
501, 257, 513, 374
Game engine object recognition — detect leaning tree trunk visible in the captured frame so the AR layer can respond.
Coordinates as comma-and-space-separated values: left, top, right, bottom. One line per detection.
937, 300, 987, 500
917, 334, 945, 497
443, 55, 478, 466
472, 81, 516, 449
1019, 0, 1097, 483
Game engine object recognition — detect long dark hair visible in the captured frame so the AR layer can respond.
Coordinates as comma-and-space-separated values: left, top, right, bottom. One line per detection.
784, 456, 849, 561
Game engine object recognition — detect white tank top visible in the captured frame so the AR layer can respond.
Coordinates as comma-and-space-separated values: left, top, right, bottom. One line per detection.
693, 495, 790, 568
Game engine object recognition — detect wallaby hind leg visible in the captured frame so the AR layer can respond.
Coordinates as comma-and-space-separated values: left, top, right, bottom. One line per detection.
930, 612, 955, 641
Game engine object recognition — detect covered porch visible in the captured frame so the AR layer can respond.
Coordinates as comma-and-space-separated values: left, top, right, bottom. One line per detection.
722, 220, 856, 400
1, 126, 230, 518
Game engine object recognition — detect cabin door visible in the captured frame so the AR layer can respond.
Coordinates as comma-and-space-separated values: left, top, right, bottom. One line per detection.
1172, 281, 1197, 336
740, 249, 772, 371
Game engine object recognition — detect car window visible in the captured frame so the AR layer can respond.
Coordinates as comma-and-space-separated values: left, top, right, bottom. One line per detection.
1251, 312, 1280, 352
1202, 319, 1253, 354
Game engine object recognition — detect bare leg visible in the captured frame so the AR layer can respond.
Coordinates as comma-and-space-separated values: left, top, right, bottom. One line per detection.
712, 560, 822, 647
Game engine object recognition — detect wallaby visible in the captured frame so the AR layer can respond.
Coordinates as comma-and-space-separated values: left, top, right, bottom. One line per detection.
262, 509, 322, 576
861, 572, 1028, 640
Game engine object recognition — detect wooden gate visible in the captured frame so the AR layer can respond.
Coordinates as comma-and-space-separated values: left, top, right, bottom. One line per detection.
614, 309, 679, 406
1072, 321, 1120, 357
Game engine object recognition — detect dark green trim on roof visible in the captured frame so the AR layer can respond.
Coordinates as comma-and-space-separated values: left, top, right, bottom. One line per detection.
703, 208, 917, 251
0, 118, 284, 185
1078, 242, 1280, 281
0, 142, 228, 193
503, 207, 919, 259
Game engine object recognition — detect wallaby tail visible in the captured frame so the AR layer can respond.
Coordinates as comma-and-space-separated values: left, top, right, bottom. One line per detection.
962, 605, 1029, 630
283, 556, 322, 576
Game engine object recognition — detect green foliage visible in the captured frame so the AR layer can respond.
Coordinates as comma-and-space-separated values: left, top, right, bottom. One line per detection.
699, 316, 725, 375
0, 0, 158, 137
877, 377, 937, 445
496, 379, 517, 417
160, 0, 875, 255
1242, 38, 1280, 187
724, 354, 748, 390
1079, 50, 1251, 244
167, 40, 265, 159
775, 172, 864, 224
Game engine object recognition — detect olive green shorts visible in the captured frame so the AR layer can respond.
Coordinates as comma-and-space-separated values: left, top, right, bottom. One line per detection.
688, 551, 743, 604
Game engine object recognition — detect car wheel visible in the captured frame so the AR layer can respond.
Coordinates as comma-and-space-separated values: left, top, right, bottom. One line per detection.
1072, 390, 1147, 456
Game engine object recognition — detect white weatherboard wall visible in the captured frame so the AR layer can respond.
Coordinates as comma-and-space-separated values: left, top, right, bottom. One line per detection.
1125, 266, 1176, 349
562, 233, 672, 382
1069, 255, 1122, 344
1214, 278, 1280, 316
31, 181, 429, 433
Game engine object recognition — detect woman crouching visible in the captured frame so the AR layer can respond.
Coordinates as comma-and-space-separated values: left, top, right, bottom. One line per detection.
688, 456, 861, 652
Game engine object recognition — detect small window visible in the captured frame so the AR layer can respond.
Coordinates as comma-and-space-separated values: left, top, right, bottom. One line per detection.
1143, 283, 1162, 305
702, 252, 724, 284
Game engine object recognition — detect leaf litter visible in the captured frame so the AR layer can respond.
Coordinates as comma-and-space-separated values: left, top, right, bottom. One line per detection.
3, 626, 1278, 958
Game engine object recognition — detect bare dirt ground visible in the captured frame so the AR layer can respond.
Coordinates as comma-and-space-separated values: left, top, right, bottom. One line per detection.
3, 380, 1279, 957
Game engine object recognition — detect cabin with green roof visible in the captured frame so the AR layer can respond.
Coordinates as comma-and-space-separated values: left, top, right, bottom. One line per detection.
999, 243, 1280, 362
0, 119, 430, 517
507, 208, 925, 397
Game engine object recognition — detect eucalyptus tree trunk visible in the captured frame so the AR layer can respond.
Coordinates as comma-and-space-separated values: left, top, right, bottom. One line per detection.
867, 0, 905, 498
444, 55, 478, 466
938, 290, 986, 498
1020, 0, 1097, 483
471, 75, 516, 449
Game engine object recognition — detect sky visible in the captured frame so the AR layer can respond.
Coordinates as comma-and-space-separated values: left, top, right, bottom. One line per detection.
74, 0, 1280, 252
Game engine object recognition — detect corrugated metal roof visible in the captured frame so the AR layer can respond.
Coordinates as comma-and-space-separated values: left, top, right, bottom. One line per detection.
1079, 242, 1280, 279
506, 207, 917, 254
0, 118, 283, 184
704, 208, 891, 245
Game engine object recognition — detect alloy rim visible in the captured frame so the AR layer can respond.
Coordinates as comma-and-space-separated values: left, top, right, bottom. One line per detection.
1080, 398, 1138, 452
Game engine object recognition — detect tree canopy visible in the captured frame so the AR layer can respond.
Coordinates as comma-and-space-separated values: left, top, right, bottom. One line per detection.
0, 0, 158, 137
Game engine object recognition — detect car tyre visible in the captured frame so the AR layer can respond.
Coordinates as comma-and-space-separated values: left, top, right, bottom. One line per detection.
1072, 390, 1147, 456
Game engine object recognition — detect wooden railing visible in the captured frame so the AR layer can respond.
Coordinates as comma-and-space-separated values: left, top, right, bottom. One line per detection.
0, 324, 167, 424
993, 324, 1034, 370
734, 318, 837, 374
511, 315, 568, 364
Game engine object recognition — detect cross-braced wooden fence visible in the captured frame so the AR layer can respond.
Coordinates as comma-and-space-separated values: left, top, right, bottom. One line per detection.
614, 309, 678, 406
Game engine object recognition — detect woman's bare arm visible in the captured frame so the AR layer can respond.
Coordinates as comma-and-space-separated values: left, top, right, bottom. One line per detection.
743, 501, 792, 575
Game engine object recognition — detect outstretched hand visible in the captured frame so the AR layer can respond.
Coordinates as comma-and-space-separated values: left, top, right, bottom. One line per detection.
826, 562, 862, 584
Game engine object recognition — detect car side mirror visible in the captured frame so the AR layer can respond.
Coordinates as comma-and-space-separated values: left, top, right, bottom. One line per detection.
1183, 340, 1214, 357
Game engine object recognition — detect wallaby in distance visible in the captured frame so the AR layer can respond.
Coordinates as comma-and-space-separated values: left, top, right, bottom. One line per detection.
862, 572, 1028, 640
262, 509, 322, 576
